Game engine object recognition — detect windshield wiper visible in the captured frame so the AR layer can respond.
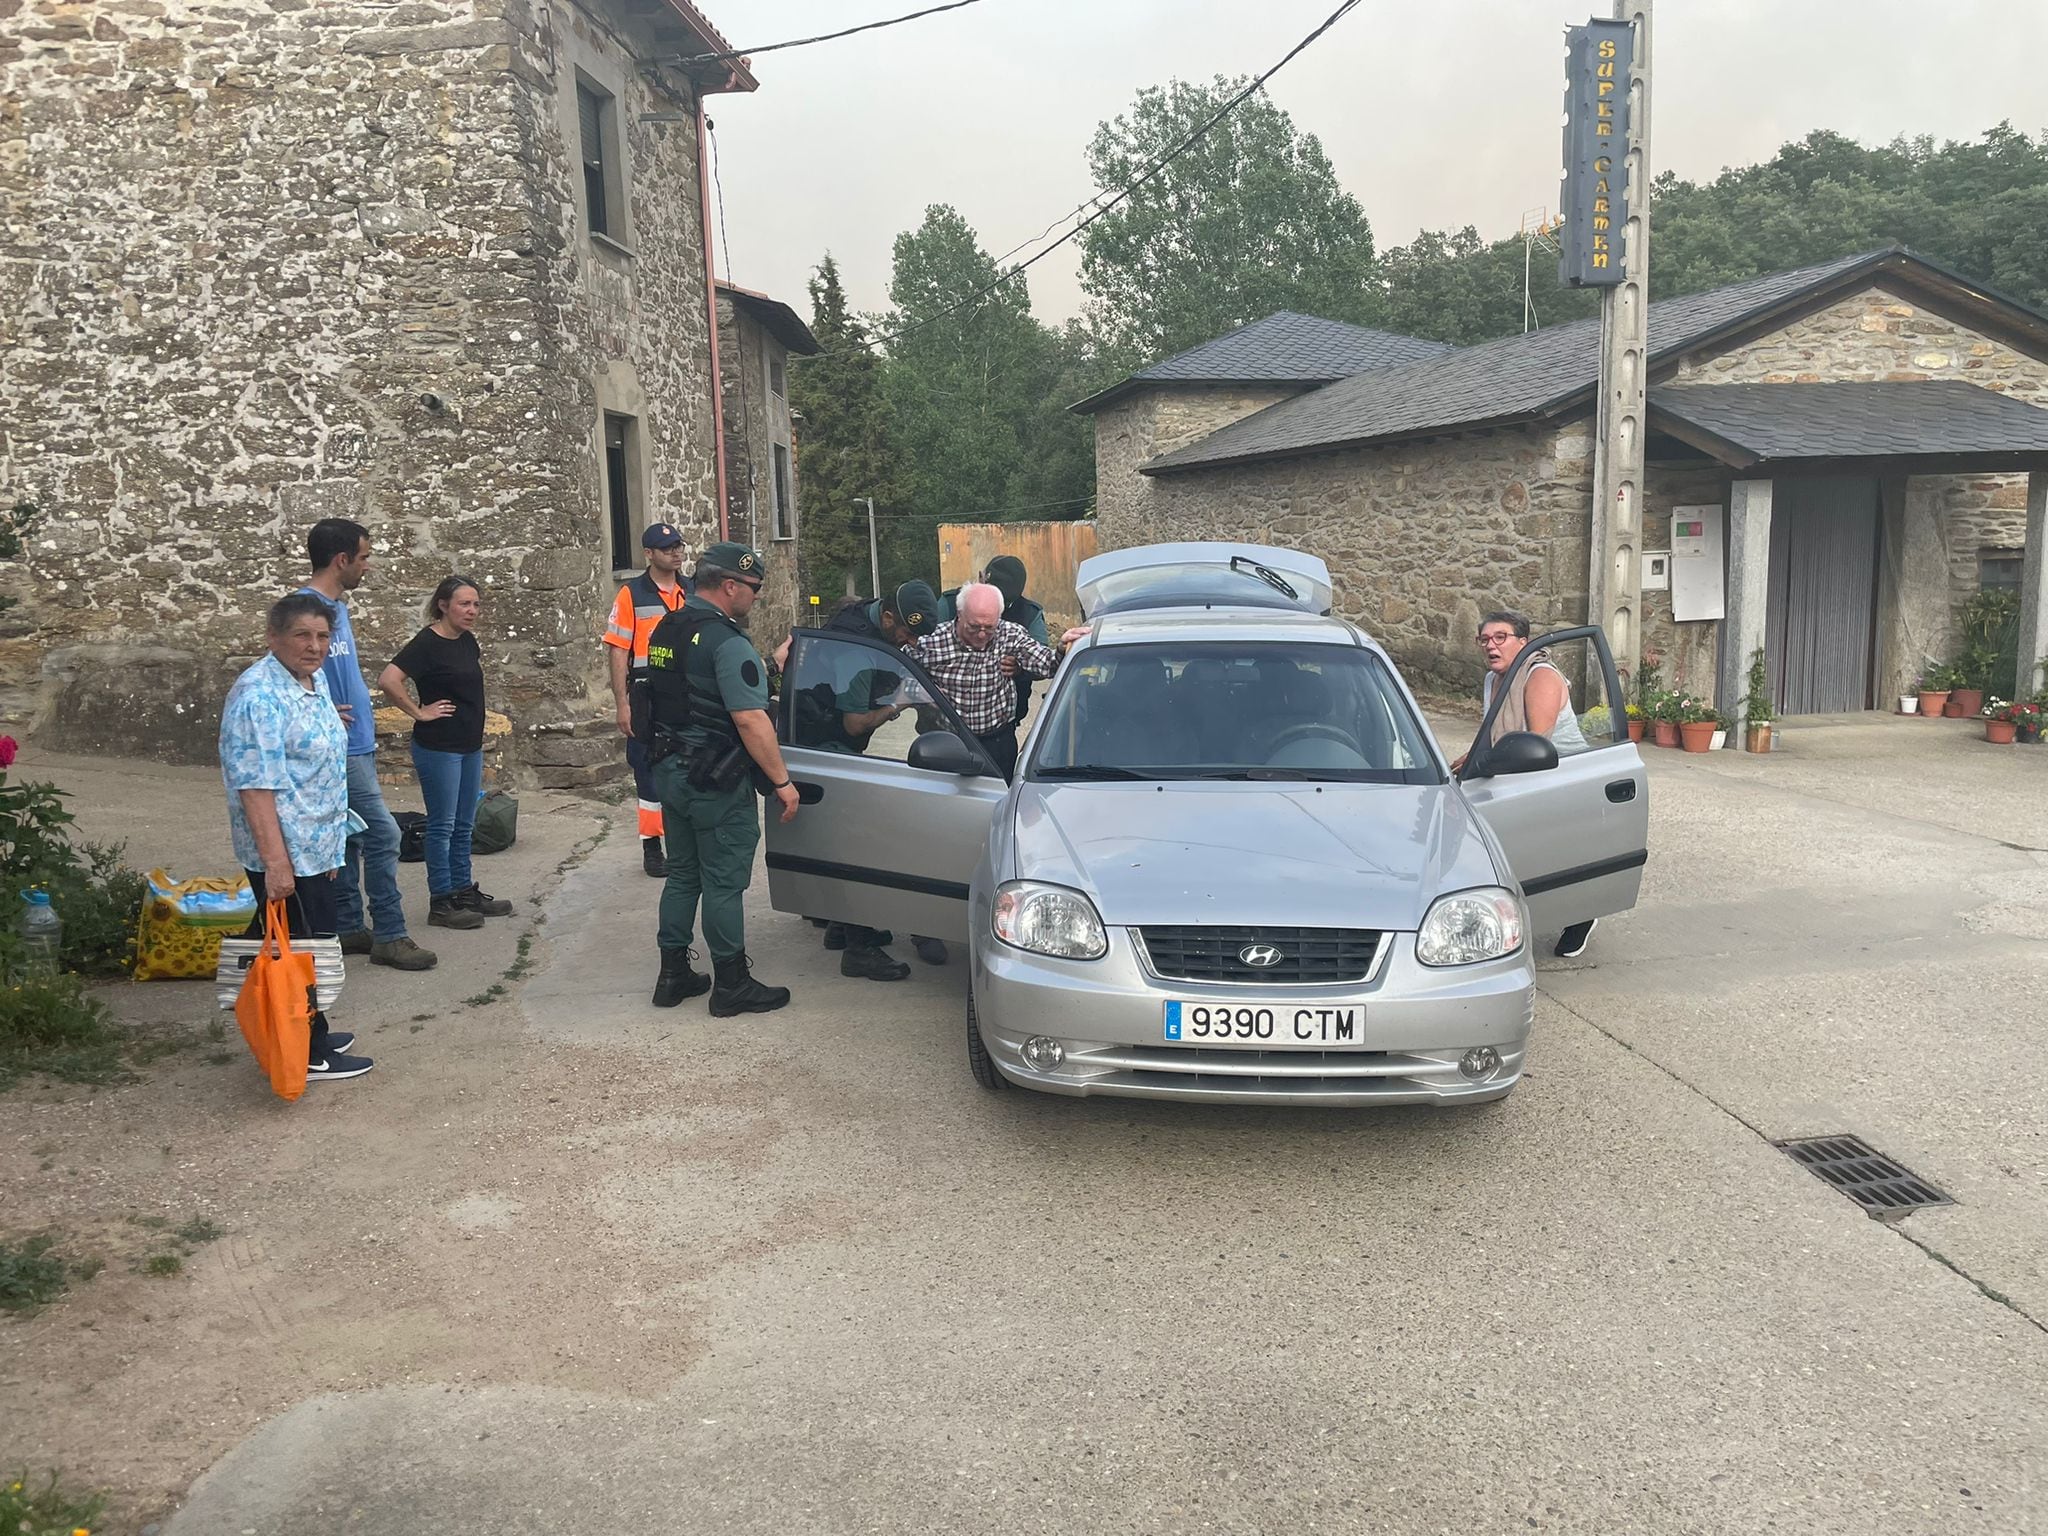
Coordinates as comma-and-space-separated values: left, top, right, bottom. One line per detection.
1036, 764, 1157, 780
1191, 768, 1360, 782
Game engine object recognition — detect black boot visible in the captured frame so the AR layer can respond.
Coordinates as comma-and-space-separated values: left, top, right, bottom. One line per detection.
709, 952, 791, 1017
841, 944, 910, 981
642, 837, 666, 879
822, 921, 848, 951
652, 947, 710, 1008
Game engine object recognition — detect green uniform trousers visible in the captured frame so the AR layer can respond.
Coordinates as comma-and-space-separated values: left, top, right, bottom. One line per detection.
653, 756, 760, 960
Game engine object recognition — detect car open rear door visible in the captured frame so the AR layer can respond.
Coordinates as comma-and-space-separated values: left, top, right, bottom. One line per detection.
765, 628, 1007, 941
1455, 625, 1649, 935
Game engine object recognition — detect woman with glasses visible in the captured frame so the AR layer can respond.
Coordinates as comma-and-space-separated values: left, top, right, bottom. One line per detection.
378, 574, 515, 932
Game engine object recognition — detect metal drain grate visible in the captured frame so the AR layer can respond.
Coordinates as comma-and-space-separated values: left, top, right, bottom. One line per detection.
1774, 1134, 1954, 1219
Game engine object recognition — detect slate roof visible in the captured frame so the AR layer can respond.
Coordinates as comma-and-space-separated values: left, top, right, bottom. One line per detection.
1069, 312, 1453, 414
1649, 382, 2048, 467
1140, 247, 2048, 476
718, 281, 820, 356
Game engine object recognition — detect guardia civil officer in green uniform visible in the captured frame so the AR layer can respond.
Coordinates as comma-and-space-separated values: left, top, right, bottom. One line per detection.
642, 542, 801, 1015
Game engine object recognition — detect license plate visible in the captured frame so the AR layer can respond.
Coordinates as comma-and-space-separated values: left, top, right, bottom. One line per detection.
1164, 1000, 1365, 1046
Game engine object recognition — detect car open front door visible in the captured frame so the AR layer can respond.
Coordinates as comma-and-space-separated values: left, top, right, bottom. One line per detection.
765, 628, 1008, 942
1456, 625, 1649, 936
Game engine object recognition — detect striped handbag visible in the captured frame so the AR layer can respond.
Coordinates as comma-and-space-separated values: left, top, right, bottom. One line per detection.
216, 933, 346, 1013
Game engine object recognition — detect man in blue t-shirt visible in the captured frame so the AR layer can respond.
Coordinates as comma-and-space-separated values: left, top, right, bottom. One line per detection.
300, 518, 437, 971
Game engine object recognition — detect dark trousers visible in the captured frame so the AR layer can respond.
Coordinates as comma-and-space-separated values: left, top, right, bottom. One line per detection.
243, 868, 337, 1061
976, 726, 1020, 784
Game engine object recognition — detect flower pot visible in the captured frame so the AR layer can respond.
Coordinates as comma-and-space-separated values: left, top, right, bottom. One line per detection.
1917, 690, 1949, 718
1627, 720, 1645, 743
1942, 698, 1968, 718
1985, 719, 2017, 744
2020, 723, 2042, 745
1678, 721, 1716, 753
1653, 720, 1680, 748
1744, 723, 1773, 754
1709, 729, 1727, 751
1897, 694, 1919, 714
1950, 688, 1984, 716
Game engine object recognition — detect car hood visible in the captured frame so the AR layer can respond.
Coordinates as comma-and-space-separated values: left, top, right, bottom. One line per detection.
1009, 782, 1500, 930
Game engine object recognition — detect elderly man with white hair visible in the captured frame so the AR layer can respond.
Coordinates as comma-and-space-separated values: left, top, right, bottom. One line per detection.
912, 580, 1066, 783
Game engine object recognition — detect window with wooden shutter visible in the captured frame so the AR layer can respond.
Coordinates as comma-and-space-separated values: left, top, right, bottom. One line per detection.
577, 82, 611, 238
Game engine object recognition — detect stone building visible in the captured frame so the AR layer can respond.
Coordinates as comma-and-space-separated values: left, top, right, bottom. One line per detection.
1077, 249, 2048, 720
0, 0, 760, 772
715, 279, 818, 653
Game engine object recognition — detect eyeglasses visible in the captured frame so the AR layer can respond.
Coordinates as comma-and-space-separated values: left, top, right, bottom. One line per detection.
1477, 632, 1516, 648
730, 577, 762, 593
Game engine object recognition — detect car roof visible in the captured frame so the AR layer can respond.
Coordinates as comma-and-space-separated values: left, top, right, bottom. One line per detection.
1085, 607, 1377, 652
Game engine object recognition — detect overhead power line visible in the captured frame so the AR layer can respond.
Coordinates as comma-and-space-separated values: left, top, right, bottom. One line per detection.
668, 0, 987, 67
857, 0, 1366, 355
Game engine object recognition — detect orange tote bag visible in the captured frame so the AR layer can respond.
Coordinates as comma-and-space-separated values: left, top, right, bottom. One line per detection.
234, 899, 314, 1102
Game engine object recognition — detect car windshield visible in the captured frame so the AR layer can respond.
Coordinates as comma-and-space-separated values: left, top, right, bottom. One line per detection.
1029, 642, 1441, 784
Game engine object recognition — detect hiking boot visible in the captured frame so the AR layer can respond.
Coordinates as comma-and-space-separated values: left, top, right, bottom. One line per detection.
306, 1050, 375, 1082
643, 837, 667, 878
652, 947, 711, 1008
452, 884, 513, 917
841, 945, 910, 982
912, 935, 949, 966
709, 953, 791, 1017
822, 922, 847, 951
428, 894, 484, 930
339, 930, 373, 956
370, 936, 438, 971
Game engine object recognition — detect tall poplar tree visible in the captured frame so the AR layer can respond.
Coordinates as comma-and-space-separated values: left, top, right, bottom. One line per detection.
789, 255, 899, 598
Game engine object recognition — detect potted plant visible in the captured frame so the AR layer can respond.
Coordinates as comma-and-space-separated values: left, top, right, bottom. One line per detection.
1709, 709, 1731, 752
1743, 648, 1775, 753
1916, 663, 1959, 720
1898, 691, 1919, 715
1624, 702, 1646, 743
1650, 689, 1681, 749
1677, 696, 1718, 753
1984, 698, 2020, 744
2012, 698, 2044, 745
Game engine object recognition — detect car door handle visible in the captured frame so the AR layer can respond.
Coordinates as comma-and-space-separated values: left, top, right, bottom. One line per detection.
794, 781, 825, 805
1605, 779, 1637, 804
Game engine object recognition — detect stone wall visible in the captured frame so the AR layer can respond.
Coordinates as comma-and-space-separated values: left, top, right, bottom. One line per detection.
715, 295, 801, 654
1639, 463, 1730, 703
1092, 386, 1301, 548
0, 0, 720, 772
1131, 423, 1595, 694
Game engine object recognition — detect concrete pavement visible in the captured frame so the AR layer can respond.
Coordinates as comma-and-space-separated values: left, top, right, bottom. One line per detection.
151, 714, 2048, 1534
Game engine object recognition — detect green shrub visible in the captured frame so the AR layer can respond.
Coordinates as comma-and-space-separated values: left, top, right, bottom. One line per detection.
0, 1469, 106, 1535
0, 1235, 72, 1313
0, 972, 127, 1089
40, 843, 145, 978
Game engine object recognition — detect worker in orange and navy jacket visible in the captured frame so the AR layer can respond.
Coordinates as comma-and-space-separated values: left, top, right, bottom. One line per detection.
605, 523, 688, 877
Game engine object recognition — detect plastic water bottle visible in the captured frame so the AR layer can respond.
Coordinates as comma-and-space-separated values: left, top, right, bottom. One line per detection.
18, 889, 62, 978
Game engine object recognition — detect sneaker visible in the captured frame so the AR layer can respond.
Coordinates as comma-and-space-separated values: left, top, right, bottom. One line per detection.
313, 1031, 355, 1054
306, 1050, 374, 1081
370, 936, 438, 971
452, 884, 513, 917
1554, 919, 1598, 959
912, 935, 949, 966
428, 895, 484, 931
339, 930, 373, 956
642, 837, 666, 879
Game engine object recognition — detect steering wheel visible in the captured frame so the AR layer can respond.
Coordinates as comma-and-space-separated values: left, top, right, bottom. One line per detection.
1265, 722, 1362, 758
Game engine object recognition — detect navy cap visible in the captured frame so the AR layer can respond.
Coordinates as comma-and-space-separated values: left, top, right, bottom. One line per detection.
642, 523, 684, 550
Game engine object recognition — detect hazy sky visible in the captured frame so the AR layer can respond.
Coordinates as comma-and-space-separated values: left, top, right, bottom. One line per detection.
701, 1, 2048, 327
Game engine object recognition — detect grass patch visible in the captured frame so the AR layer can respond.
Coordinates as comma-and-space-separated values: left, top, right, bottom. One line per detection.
0, 975, 129, 1090
205, 1049, 235, 1065
0, 1235, 80, 1313
173, 1216, 223, 1246
204, 1019, 227, 1043
501, 931, 537, 982
142, 1253, 181, 1278
463, 983, 507, 1008
0, 1469, 106, 1535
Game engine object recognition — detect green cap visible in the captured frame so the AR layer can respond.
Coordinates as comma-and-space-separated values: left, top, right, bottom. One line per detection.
983, 555, 1027, 609
697, 541, 765, 581
887, 579, 940, 638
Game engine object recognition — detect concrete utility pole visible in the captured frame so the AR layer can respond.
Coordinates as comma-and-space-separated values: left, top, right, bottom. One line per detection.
1587, 0, 1651, 691
863, 497, 879, 598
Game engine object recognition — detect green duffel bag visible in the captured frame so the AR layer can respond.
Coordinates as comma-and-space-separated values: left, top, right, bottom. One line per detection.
471, 788, 519, 855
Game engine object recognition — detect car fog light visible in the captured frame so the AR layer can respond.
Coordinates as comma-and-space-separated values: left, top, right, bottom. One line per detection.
1022, 1036, 1065, 1072
1459, 1046, 1502, 1082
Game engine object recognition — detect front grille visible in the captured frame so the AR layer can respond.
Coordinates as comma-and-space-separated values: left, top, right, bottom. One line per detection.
1135, 925, 1384, 985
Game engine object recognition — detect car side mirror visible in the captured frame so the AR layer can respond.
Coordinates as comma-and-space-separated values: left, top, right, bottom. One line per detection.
907, 730, 986, 776
1470, 730, 1559, 778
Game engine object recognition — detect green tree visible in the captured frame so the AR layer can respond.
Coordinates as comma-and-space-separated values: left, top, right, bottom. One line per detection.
789, 256, 899, 598
1078, 77, 1381, 362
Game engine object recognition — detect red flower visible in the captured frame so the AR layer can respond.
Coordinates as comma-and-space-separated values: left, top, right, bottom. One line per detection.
0, 735, 15, 769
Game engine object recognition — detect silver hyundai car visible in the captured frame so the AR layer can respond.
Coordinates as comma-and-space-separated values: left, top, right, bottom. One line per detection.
767, 544, 1648, 1107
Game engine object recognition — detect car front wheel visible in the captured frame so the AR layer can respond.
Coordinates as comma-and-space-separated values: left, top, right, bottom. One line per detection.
966, 986, 1007, 1092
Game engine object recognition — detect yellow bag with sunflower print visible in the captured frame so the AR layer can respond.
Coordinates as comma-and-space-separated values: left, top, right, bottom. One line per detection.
132, 869, 256, 981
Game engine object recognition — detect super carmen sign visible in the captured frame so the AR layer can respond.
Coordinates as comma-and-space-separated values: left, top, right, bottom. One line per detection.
1558, 17, 1635, 287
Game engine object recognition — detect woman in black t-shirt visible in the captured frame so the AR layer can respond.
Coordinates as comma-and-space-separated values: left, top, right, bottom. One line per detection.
378, 575, 513, 929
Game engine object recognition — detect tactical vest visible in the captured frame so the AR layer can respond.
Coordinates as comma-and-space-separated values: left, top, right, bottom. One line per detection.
640, 601, 749, 748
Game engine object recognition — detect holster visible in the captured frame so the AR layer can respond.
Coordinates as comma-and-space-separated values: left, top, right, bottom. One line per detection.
686, 739, 751, 793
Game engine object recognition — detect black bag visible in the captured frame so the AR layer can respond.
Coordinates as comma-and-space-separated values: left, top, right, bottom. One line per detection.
394, 811, 427, 863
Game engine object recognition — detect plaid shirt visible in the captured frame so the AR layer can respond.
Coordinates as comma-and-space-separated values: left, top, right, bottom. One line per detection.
914, 620, 1059, 735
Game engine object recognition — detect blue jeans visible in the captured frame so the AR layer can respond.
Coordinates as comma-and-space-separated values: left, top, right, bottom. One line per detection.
410, 743, 482, 898
335, 753, 408, 941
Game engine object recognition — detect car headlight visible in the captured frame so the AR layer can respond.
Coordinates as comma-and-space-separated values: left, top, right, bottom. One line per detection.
1416, 887, 1525, 967
992, 881, 1108, 960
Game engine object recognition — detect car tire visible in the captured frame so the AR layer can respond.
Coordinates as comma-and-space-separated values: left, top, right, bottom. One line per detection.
966, 986, 1007, 1092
